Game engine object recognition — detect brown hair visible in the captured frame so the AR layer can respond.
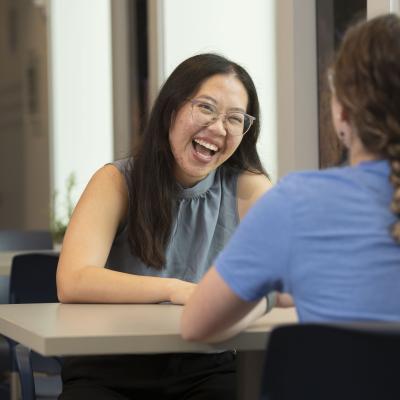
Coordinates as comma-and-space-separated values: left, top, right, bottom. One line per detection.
129, 54, 266, 269
332, 14, 400, 242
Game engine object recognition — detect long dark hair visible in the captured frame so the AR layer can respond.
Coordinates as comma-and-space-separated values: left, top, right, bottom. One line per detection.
129, 53, 266, 268
332, 14, 400, 241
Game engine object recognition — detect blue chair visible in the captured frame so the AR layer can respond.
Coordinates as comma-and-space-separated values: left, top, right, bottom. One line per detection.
0, 230, 53, 398
260, 323, 400, 400
8, 253, 61, 400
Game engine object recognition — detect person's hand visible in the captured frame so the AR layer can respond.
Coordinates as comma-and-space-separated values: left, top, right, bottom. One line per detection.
276, 293, 294, 308
168, 279, 197, 305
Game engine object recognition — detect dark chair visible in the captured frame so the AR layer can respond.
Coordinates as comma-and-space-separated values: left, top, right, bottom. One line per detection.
0, 230, 53, 251
0, 230, 53, 306
9, 254, 59, 304
14, 345, 36, 400
0, 231, 53, 399
8, 253, 62, 400
261, 323, 400, 400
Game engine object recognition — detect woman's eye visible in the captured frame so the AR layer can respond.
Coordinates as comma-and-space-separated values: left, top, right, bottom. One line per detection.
228, 113, 244, 125
197, 103, 215, 114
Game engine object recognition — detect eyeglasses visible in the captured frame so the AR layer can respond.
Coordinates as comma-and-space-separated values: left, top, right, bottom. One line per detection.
189, 99, 255, 136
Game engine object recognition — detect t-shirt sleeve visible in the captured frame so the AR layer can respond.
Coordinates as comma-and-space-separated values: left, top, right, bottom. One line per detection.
215, 177, 294, 302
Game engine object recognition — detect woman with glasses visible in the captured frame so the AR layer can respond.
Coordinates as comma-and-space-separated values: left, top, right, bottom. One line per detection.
182, 14, 400, 341
56, 53, 270, 399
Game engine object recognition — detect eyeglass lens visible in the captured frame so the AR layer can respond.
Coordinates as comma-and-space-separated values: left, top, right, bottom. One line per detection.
191, 101, 252, 135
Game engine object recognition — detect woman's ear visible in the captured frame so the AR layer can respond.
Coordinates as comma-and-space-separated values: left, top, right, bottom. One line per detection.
338, 108, 353, 148
331, 94, 352, 148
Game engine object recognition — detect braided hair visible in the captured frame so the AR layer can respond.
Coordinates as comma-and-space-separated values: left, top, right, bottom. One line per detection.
332, 14, 400, 242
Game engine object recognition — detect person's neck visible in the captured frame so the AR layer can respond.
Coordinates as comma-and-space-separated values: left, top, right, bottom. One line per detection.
348, 136, 380, 166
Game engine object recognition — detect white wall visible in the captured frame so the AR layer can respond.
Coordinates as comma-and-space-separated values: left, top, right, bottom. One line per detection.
48, 0, 113, 219
150, 0, 277, 180
367, 0, 400, 17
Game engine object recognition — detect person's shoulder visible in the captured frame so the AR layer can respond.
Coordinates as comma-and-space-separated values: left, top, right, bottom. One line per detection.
237, 171, 272, 200
109, 157, 133, 175
291, 164, 354, 185
90, 163, 128, 197
235, 171, 271, 219
275, 165, 354, 201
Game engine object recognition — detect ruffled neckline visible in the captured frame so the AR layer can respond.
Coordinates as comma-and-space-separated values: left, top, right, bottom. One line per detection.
177, 170, 216, 199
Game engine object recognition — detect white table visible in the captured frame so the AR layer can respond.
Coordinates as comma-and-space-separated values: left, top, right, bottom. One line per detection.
0, 303, 297, 355
0, 303, 297, 399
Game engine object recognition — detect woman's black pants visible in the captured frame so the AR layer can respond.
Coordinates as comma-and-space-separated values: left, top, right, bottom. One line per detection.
59, 351, 236, 400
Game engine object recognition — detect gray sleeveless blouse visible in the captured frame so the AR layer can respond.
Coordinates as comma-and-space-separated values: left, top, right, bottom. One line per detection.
106, 158, 239, 283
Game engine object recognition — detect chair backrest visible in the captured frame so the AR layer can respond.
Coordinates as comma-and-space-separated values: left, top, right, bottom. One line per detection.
261, 323, 400, 400
0, 230, 53, 251
9, 253, 59, 304
9, 254, 61, 399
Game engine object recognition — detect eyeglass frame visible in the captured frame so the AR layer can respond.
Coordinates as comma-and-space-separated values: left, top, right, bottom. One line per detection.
188, 98, 256, 136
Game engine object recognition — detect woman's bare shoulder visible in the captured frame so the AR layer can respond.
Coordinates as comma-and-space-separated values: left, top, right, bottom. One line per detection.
90, 164, 128, 197
236, 171, 272, 219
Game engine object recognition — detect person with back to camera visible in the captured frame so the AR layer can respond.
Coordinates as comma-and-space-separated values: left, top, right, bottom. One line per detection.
56, 53, 271, 399
182, 14, 400, 341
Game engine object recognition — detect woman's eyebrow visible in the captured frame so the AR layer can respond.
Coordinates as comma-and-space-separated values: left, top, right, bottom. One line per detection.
195, 95, 217, 104
195, 95, 246, 113
229, 107, 246, 113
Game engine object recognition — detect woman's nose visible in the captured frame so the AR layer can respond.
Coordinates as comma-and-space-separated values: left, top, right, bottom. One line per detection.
207, 115, 228, 136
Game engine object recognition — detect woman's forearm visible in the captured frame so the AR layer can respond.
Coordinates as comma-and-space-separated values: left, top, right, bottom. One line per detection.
57, 265, 188, 304
198, 297, 267, 343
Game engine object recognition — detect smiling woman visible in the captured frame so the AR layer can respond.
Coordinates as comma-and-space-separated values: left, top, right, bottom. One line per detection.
56, 53, 271, 400
169, 73, 250, 187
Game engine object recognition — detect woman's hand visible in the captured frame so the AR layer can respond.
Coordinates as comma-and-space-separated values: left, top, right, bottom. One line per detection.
276, 293, 294, 308
168, 279, 197, 305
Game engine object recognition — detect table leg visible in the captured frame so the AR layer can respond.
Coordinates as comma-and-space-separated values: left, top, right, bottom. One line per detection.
236, 350, 265, 400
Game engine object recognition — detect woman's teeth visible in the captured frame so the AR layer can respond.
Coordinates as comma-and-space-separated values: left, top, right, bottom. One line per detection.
193, 138, 219, 152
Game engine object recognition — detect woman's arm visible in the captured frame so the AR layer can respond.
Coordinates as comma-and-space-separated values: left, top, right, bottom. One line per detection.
181, 173, 295, 342
181, 267, 260, 342
181, 268, 294, 342
56, 165, 195, 304
237, 172, 294, 306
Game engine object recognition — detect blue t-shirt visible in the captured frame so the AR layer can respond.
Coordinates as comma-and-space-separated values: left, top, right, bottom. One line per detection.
216, 160, 400, 322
